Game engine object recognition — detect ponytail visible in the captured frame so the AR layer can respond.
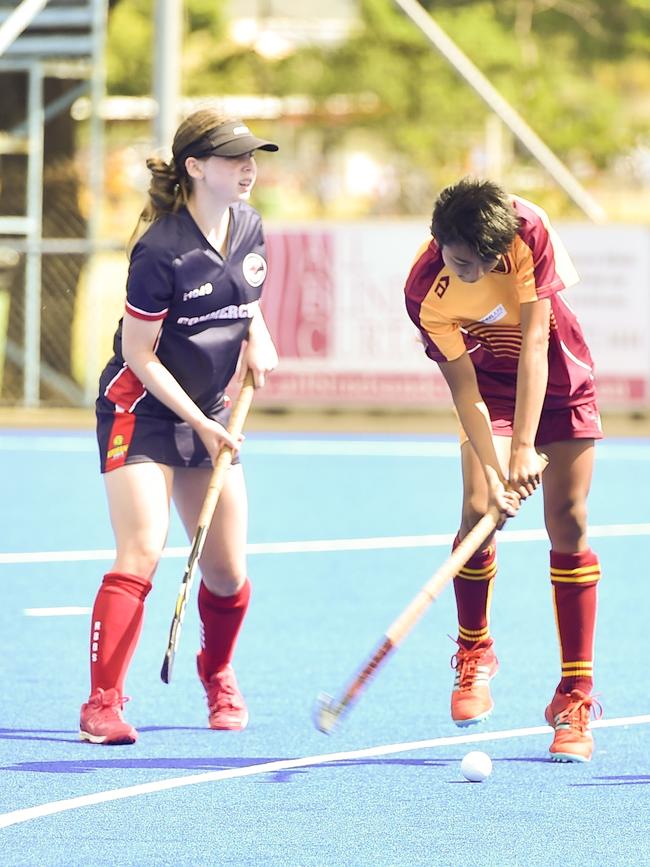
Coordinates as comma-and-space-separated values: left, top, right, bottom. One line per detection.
126, 157, 189, 258
126, 106, 236, 258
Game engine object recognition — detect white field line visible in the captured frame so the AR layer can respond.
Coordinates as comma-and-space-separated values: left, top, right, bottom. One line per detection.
3, 522, 650, 566
1, 435, 650, 460
4, 437, 462, 456
1, 713, 648, 830
24, 607, 91, 617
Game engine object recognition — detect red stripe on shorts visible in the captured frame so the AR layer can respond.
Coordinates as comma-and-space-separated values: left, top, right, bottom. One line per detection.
105, 365, 146, 412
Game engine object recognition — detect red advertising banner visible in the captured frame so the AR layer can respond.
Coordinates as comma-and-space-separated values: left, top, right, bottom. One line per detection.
262, 231, 334, 359
256, 222, 650, 410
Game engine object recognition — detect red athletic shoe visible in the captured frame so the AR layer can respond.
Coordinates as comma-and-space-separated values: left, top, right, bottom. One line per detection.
79, 688, 137, 745
545, 688, 602, 763
450, 638, 499, 727
197, 654, 249, 731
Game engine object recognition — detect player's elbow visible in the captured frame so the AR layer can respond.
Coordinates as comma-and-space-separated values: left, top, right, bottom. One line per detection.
524, 326, 550, 357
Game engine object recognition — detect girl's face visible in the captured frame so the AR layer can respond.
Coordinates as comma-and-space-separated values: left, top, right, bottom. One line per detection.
441, 240, 499, 284
187, 151, 258, 203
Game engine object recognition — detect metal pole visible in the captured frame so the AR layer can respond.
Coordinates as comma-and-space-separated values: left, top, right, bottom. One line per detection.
24, 59, 44, 405
154, 0, 182, 151
0, 0, 48, 57
83, 0, 108, 405
393, 0, 607, 223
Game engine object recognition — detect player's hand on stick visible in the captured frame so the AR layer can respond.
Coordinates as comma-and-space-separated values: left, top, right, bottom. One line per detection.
239, 346, 278, 389
195, 417, 244, 465
508, 444, 546, 500
490, 483, 521, 529
485, 466, 520, 529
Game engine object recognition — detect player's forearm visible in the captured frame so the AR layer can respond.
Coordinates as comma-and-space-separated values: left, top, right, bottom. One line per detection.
512, 297, 551, 449
125, 351, 207, 429
247, 306, 277, 353
439, 356, 505, 487
455, 391, 506, 488
512, 334, 548, 449
241, 306, 279, 387
247, 303, 267, 339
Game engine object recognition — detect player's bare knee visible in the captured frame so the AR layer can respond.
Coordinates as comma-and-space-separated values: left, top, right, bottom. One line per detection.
461, 501, 487, 535
545, 502, 588, 549
114, 544, 163, 581
201, 565, 247, 597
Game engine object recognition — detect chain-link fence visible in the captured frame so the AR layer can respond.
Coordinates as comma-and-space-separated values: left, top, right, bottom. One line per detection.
0, 163, 90, 406
0, 0, 105, 408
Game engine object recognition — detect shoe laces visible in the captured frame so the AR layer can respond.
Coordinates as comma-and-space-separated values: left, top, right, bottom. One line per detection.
449, 637, 489, 691
95, 688, 131, 714
207, 668, 241, 711
557, 691, 603, 732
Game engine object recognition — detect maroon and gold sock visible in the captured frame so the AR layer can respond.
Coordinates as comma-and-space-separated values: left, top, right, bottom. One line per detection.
453, 537, 497, 648
551, 549, 600, 694
89, 571, 152, 695
197, 578, 251, 677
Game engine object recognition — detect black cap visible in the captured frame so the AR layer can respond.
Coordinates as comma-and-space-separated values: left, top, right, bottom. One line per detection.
192, 120, 279, 158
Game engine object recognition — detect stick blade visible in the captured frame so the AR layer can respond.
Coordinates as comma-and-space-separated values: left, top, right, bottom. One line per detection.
160, 617, 181, 684
313, 692, 344, 735
160, 653, 173, 684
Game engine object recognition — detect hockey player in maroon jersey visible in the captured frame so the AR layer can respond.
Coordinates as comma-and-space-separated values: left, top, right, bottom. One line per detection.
405, 178, 602, 762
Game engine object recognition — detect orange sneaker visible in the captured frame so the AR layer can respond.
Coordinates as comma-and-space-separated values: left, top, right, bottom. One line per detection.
79, 688, 137, 745
545, 688, 602, 763
450, 638, 499, 727
197, 654, 249, 731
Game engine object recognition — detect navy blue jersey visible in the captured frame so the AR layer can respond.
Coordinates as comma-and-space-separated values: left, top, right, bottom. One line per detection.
98, 202, 268, 419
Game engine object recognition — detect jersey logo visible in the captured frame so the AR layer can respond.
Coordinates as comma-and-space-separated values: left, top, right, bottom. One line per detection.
434, 276, 449, 298
479, 304, 507, 324
107, 433, 129, 462
183, 282, 213, 302
177, 301, 257, 326
243, 253, 267, 287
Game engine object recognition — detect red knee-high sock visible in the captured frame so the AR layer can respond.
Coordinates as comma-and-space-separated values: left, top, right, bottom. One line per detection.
89, 571, 152, 695
453, 536, 497, 648
198, 578, 251, 677
550, 549, 600, 694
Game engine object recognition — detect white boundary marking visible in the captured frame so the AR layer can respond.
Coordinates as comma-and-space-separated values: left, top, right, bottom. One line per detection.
1, 714, 648, 829
3, 522, 650, 566
1, 434, 650, 460
19, 521, 650, 617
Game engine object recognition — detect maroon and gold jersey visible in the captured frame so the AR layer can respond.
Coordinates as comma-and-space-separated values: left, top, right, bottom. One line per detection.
404, 196, 597, 410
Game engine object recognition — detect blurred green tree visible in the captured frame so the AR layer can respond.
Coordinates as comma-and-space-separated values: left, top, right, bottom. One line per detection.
105, 0, 650, 215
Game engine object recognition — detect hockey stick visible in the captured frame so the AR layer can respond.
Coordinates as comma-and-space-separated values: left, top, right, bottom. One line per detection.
314, 507, 499, 733
160, 372, 255, 684
314, 455, 547, 733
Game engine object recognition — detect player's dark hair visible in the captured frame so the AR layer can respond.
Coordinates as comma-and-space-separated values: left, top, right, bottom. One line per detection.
127, 107, 233, 257
430, 177, 520, 260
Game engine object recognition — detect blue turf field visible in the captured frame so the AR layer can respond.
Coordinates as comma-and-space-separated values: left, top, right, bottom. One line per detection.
1, 429, 650, 866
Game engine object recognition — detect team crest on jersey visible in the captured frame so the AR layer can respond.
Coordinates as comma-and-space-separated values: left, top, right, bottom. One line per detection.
435, 276, 450, 298
242, 253, 267, 287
